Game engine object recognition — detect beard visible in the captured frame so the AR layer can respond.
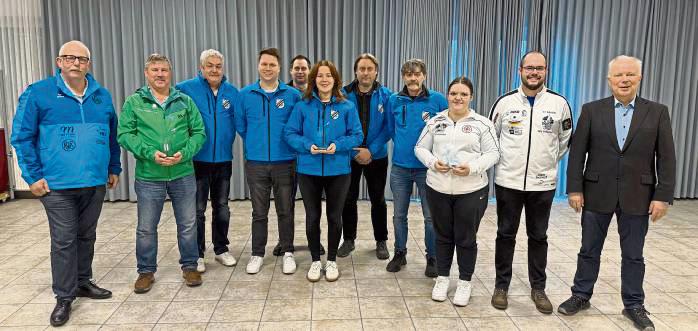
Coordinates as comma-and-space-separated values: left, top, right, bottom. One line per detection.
522, 76, 544, 90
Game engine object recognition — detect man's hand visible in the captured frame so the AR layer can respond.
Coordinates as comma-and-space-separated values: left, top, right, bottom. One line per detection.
154, 151, 170, 166
107, 174, 119, 189
568, 192, 584, 213
353, 147, 372, 165
434, 160, 450, 173
325, 143, 337, 155
648, 200, 669, 223
451, 163, 470, 176
30, 178, 50, 197
166, 152, 183, 165
310, 145, 323, 154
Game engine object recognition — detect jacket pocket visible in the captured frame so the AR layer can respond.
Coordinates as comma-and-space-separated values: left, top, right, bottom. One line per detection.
640, 174, 655, 185
584, 171, 599, 182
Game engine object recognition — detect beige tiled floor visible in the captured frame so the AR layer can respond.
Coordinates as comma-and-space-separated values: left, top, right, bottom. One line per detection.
0, 198, 696, 330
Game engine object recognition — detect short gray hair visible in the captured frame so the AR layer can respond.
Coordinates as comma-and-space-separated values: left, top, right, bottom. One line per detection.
144, 53, 171, 70
58, 40, 91, 59
199, 49, 224, 67
608, 55, 642, 77
401, 59, 427, 75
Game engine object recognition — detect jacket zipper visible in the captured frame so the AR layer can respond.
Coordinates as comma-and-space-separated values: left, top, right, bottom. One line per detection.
522, 104, 534, 190
211, 88, 218, 162
321, 103, 327, 176
402, 105, 406, 125
263, 95, 271, 161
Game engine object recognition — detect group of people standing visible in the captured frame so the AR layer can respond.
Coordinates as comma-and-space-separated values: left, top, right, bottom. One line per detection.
11, 40, 675, 331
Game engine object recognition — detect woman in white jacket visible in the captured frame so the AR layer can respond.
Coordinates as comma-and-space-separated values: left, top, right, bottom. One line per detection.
415, 77, 500, 306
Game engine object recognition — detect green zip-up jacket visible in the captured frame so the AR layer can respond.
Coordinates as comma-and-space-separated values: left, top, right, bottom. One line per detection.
117, 86, 206, 181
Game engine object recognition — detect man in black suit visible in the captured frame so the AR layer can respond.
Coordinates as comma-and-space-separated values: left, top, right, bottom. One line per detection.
558, 55, 676, 331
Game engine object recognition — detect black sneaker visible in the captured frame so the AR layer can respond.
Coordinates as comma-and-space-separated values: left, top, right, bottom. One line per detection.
386, 251, 407, 272
337, 240, 355, 257
320, 243, 326, 256
376, 241, 389, 260
557, 295, 590, 315
425, 255, 437, 278
272, 243, 283, 256
622, 306, 655, 331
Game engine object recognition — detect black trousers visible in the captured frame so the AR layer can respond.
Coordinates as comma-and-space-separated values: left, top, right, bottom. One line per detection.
341, 157, 389, 242
194, 161, 232, 257
426, 185, 488, 281
298, 173, 351, 261
246, 161, 296, 257
494, 185, 555, 290
572, 206, 649, 309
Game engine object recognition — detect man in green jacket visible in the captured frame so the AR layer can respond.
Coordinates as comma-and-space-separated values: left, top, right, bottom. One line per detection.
117, 53, 206, 293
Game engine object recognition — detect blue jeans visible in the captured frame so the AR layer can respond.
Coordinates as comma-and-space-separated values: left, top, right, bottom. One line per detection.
40, 186, 106, 300
389, 165, 435, 257
135, 175, 198, 273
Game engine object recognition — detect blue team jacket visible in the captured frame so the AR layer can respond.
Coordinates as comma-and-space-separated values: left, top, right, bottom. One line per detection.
284, 94, 363, 176
234, 80, 302, 162
176, 73, 239, 163
386, 86, 448, 169
11, 70, 122, 189
342, 81, 392, 160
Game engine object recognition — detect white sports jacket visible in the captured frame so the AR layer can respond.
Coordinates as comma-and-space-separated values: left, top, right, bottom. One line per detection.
415, 110, 500, 195
488, 86, 573, 191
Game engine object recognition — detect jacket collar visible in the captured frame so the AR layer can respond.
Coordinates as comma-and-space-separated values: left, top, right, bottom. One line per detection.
137, 85, 181, 105
398, 84, 429, 98
54, 69, 101, 99
197, 72, 228, 89
344, 80, 380, 94
252, 79, 289, 94
516, 85, 548, 102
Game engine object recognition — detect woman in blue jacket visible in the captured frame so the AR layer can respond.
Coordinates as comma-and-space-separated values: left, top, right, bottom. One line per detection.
284, 60, 363, 282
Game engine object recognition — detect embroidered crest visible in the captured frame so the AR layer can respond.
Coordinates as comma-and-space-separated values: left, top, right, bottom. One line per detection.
462, 125, 473, 133
562, 118, 572, 130
421, 111, 431, 123
331, 110, 339, 120
378, 104, 384, 113
542, 115, 554, 131
276, 98, 285, 109
222, 99, 231, 110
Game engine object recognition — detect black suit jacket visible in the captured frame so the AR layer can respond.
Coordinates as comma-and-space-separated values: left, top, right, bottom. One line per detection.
567, 96, 676, 215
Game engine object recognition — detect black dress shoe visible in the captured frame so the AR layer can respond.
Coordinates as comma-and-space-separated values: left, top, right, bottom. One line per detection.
50, 299, 71, 326
76, 281, 112, 299
623, 306, 655, 331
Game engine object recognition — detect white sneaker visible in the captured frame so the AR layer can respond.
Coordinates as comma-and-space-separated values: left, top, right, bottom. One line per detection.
307, 261, 322, 282
215, 252, 237, 267
324, 261, 339, 282
246, 256, 263, 274
282, 252, 297, 274
453, 280, 472, 306
432, 276, 449, 301
196, 257, 206, 273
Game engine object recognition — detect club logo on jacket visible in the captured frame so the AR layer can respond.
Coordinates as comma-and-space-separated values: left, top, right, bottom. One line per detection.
331, 110, 339, 120
222, 99, 231, 110
541, 115, 554, 132
378, 104, 384, 113
93, 95, 102, 104
422, 111, 431, 123
62, 139, 76, 151
462, 125, 473, 133
276, 98, 285, 109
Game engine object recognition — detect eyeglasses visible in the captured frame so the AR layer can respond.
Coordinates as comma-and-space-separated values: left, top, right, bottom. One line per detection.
522, 66, 546, 72
59, 55, 90, 64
